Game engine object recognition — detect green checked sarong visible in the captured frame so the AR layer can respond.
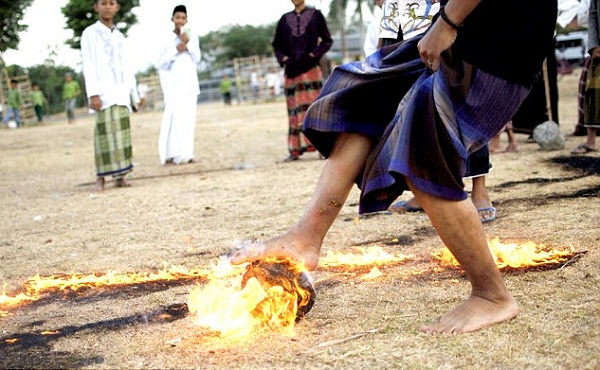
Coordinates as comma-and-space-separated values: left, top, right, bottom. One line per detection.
94, 105, 133, 178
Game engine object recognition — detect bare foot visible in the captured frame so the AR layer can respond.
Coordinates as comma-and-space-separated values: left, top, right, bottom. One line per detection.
94, 177, 105, 192
114, 178, 131, 188
229, 230, 322, 270
505, 144, 519, 152
421, 294, 519, 334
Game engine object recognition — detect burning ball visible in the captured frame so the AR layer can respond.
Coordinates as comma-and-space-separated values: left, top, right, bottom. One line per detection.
241, 259, 316, 320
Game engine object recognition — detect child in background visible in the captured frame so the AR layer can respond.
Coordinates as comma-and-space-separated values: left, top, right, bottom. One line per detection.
80, 0, 140, 191
31, 83, 48, 124
3, 79, 24, 128
219, 74, 233, 106
62, 72, 81, 124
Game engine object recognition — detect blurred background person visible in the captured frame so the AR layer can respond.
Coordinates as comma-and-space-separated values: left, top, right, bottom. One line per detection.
157, 5, 201, 165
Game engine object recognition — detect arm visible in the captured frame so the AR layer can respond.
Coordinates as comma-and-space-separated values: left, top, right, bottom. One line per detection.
156, 34, 179, 71
186, 30, 201, 64
80, 28, 101, 100
416, 0, 482, 70
310, 10, 333, 59
271, 18, 288, 66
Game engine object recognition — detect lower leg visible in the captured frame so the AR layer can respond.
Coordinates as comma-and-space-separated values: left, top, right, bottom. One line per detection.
470, 176, 495, 222
94, 177, 105, 192
114, 176, 130, 188
585, 128, 597, 148
231, 133, 372, 269
489, 134, 501, 153
408, 181, 517, 334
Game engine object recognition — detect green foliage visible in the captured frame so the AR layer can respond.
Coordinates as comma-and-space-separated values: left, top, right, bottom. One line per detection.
0, 0, 34, 52
200, 23, 276, 69
61, 0, 140, 49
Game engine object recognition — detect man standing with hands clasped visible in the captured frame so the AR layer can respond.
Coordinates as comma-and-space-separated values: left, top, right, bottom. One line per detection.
157, 5, 201, 166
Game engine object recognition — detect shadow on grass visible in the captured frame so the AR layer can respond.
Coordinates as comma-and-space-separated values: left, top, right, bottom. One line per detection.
0, 302, 188, 369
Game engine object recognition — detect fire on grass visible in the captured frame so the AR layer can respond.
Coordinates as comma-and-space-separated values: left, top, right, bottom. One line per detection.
1, 239, 583, 341
0, 263, 218, 317
433, 237, 582, 270
186, 246, 415, 340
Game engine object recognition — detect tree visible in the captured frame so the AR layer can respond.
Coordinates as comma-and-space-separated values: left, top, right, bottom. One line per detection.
61, 0, 140, 49
327, 0, 370, 60
0, 0, 34, 53
199, 24, 275, 69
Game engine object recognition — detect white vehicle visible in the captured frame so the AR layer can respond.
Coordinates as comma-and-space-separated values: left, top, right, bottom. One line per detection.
555, 31, 588, 65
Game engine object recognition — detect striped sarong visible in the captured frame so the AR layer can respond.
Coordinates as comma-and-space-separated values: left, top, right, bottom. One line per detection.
584, 57, 600, 129
285, 66, 324, 157
303, 35, 530, 214
94, 105, 133, 178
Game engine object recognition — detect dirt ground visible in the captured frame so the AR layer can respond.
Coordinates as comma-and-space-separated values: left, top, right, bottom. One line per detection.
0, 70, 598, 370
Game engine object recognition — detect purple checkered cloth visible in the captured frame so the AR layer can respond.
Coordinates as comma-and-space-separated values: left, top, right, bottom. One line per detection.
303, 36, 531, 214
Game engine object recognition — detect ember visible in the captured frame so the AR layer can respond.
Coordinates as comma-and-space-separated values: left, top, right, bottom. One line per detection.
433, 237, 579, 269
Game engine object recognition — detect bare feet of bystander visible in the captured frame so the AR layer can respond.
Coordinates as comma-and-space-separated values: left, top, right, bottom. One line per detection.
94, 177, 105, 192
114, 178, 131, 188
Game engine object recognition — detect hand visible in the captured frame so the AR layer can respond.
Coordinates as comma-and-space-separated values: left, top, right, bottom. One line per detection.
176, 42, 187, 52
180, 32, 189, 44
417, 18, 457, 71
89, 96, 102, 111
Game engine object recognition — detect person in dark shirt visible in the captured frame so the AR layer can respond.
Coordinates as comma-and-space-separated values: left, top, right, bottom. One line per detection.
272, 0, 332, 162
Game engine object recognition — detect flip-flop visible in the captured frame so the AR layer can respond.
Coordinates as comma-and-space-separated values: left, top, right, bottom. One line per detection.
571, 144, 597, 155
388, 200, 423, 213
478, 207, 496, 223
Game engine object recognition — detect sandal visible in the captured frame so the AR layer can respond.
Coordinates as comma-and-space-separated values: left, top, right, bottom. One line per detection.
571, 144, 597, 155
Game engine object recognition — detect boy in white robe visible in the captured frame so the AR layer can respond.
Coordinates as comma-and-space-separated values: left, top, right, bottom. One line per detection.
157, 4, 201, 165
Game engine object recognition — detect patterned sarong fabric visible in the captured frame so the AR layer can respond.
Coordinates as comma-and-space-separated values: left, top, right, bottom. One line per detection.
285, 66, 324, 156
94, 105, 133, 178
584, 58, 600, 128
303, 36, 531, 214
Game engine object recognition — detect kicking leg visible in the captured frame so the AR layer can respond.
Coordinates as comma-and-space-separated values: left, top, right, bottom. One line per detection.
230, 133, 372, 269
409, 180, 518, 334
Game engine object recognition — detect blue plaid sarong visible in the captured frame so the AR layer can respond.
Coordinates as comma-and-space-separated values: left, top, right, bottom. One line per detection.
303, 35, 531, 214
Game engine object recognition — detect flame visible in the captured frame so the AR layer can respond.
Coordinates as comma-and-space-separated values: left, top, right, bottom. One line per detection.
187, 258, 307, 340
361, 267, 383, 280
0, 263, 212, 314
433, 237, 577, 269
319, 246, 413, 268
